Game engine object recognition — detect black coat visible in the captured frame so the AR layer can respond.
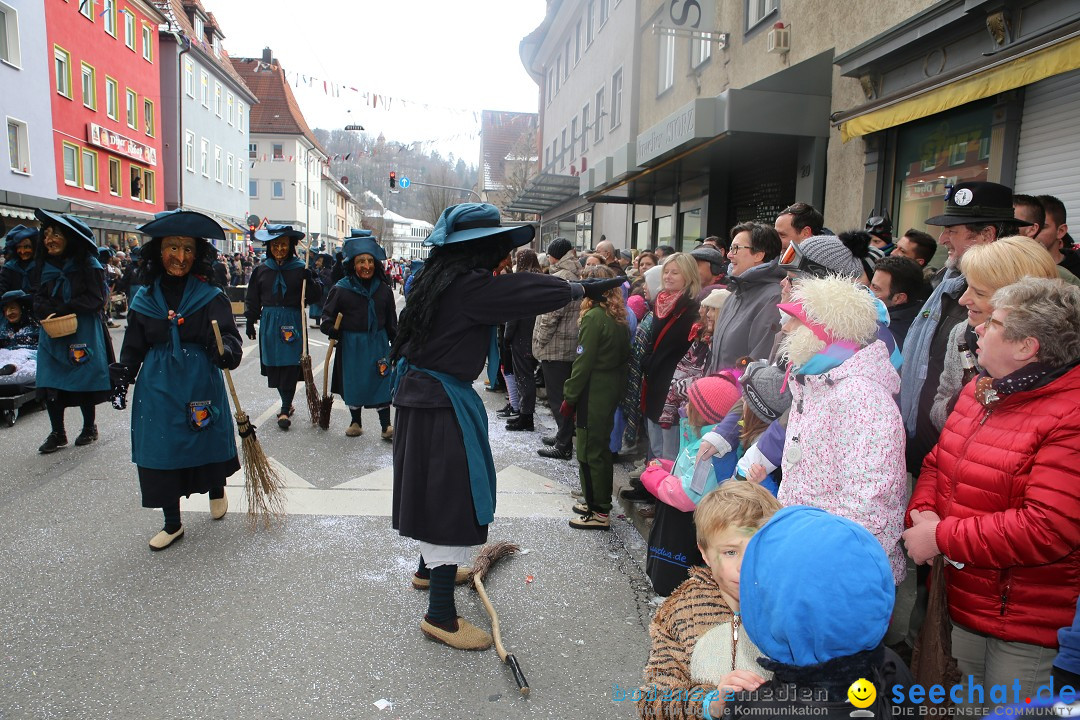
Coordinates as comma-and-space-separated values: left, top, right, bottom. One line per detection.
320, 278, 397, 397
120, 276, 243, 377
907, 270, 968, 474
642, 295, 700, 423
392, 270, 575, 545
243, 262, 321, 323
886, 300, 922, 351
0, 259, 37, 295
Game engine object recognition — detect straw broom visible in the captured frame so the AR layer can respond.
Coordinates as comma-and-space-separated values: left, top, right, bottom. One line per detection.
212, 320, 286, 529
469, 541, 530, 696
318, 312, 343, 430
300, 277, 319, 424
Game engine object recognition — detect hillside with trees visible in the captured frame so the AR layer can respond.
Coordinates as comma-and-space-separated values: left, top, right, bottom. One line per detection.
313, 128, 477, 225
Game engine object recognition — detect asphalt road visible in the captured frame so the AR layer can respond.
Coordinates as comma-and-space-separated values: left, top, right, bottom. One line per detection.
0, 300, 655, 720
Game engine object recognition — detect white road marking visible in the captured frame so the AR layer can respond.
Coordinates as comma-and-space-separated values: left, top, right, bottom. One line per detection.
184, 463, 574, 519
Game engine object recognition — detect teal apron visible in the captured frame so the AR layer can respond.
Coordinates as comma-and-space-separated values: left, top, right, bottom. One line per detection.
130, 342, 236, 469
36, 313, 110, 392
259, 305, 302, 366
334, 275, 390, 407
394, 359, 498, 526
340, 327, 391, 406
130, 284, 145, 303
129, 276, 235, 470
37, 257, 109, 393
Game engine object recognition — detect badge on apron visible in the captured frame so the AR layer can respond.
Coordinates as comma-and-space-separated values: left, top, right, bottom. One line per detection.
69, 343, 90, 366
188, 400, 214, 431
376, 357, 389, 377
280, 325, 297, 343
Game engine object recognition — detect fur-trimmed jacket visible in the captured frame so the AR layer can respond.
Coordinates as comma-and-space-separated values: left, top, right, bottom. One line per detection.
638, 566, 770, 720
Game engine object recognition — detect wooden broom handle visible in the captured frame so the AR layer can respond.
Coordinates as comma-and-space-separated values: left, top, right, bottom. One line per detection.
300, 276, 309, 354
211, 319, 241, 410
322, 313, 343, 396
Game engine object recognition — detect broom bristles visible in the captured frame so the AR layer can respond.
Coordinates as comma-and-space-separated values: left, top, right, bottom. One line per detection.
469, 541, 520, 583
234, 410, 286, 530
301, 355, 319, 424
318, 396, 333, 430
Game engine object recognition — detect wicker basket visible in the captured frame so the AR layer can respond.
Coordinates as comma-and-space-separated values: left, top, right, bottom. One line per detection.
41, 313, 78, 339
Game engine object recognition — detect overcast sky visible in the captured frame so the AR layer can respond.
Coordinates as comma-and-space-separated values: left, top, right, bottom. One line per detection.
209, 1, 547, 164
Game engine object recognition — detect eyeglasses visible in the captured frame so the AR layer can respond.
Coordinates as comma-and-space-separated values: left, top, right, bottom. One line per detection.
728, 244, 751, 255
983, 315, 1007, 332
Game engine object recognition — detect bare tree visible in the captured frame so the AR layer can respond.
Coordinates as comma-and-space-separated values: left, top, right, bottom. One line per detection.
496, 125, 540, 221
419, 165, 467, 226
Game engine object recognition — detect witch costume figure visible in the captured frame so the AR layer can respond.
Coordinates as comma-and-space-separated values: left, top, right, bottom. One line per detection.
0, 225, 40, 295
390, 202, 623, 651
0, 290, 40, 387
320, 229, 397, 438
114, 210, 243, 551
244, 224, 321, 430
32, 210, 114, 454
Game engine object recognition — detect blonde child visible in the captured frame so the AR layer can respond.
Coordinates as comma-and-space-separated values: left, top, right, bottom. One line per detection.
637, 482, 782, 720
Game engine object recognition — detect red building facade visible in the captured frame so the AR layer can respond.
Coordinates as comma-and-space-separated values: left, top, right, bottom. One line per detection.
44, 0, 167, 240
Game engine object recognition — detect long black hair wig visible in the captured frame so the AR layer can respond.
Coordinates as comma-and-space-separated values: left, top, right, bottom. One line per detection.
391, 235, 514, 361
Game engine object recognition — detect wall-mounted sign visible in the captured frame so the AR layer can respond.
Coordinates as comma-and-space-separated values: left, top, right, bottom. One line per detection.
87, 123, 158, 166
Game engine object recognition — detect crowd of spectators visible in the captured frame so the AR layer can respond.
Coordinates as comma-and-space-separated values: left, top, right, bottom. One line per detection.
480, 183, 1080, 715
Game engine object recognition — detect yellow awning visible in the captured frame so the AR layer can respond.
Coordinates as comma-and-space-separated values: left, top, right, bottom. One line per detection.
841, 35, 1080, 142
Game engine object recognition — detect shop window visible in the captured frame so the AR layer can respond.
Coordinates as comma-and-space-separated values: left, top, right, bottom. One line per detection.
891, 100, 993, 235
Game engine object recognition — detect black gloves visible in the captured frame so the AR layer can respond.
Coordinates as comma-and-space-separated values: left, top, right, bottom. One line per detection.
324, 326, 341, 341
207, 342, 238, 370
246, 323, 257, 341
109, 363, 130, 410
578, 277, 625, 300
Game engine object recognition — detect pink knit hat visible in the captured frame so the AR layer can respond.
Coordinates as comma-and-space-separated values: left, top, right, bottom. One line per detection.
686, 373, 742, 424
626, 294, 648, 321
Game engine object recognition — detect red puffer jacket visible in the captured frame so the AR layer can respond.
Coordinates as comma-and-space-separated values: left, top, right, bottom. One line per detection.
908, 364, 1080, 648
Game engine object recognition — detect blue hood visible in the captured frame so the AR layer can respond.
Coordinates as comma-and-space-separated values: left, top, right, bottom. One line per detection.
741, 506, 894, 666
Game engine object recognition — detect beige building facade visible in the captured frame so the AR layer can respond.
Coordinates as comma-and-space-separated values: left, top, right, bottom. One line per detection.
534, 0, 1080, 251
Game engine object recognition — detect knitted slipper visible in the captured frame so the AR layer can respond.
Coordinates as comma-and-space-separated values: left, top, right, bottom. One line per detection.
420, 617, 493, 651
411, 566, 472, 590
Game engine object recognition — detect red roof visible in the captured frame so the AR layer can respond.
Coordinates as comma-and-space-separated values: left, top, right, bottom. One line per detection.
230, 56, 327, 156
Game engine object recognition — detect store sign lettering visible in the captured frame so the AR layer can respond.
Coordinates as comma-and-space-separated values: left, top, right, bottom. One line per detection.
86, 123, 158, 166
638, 106, 698, 163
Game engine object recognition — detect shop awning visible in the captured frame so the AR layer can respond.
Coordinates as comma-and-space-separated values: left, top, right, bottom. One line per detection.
0, 204, 36, 221
505, 173, 582, 215
838, 33, 1080, 142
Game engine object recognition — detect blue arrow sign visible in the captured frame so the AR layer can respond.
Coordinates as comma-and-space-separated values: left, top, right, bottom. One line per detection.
399, 177, 411, 189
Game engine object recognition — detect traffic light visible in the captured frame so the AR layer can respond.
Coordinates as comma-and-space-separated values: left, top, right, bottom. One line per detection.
389, 171, 397, 189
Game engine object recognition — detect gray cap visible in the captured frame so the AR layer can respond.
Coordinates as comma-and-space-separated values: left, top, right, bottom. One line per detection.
690, 245, 726, 273
740, 360, 791, 422
797, 235, 862, 278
